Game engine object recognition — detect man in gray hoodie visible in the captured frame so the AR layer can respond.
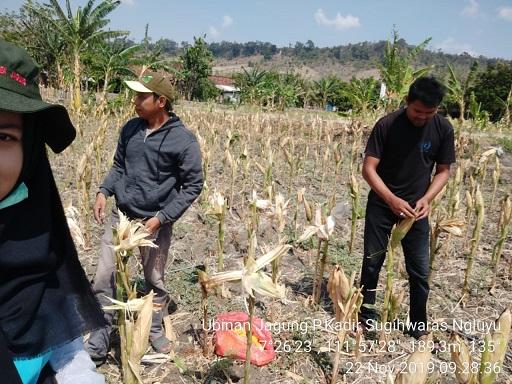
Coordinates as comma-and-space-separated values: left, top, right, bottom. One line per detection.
85, 72, 203, 362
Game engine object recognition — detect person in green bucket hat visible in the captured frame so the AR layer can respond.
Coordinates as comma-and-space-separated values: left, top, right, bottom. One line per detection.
0, 39, 106, 383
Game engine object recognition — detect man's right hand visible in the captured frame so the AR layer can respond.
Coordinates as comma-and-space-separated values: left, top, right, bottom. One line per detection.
93, 192, 107, 224
386, 195, 416, 218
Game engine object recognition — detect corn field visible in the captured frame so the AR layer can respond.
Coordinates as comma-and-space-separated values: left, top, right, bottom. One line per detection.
50, 93, 512, 384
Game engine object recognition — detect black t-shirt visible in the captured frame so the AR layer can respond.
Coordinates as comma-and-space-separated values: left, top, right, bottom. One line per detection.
365, 108, 455, 206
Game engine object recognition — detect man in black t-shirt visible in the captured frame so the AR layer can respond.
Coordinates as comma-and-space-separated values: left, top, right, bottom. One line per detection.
360, 77, 455, 340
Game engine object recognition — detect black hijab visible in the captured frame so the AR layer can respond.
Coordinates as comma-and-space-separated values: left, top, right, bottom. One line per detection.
0, 118, 105, 364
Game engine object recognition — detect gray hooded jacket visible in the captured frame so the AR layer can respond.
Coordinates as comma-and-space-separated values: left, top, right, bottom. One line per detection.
99, 114, 203, 224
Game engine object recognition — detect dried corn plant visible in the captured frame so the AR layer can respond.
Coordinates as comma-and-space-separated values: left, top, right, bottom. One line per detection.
76, 142, 94, 247
109, 210, 158, 384
64, 203, 86, 250
490, 195, 511, 287
447, 164, 464, 218
450, 333, 476, 384
205, 190, 227, 270
225, 148, 239, 207
298, 206, 335, 304
348, 172, 362, 254
463, 186, 484, 298
104, 292, 154, 384
198, 244, 290, 384
381, 217, 415, 324
476, 148, 499, 187
490, 157, 501, 207
478, 309, 511, 384
253, 192, 289, 282
327, 265, 363, 384
429, 218, 465, 284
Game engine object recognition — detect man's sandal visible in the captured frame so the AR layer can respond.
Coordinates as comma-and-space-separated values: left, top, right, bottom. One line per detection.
151, 336, 173, 354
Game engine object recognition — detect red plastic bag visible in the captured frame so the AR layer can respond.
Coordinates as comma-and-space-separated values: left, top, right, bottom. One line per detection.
213, 312, 275, 366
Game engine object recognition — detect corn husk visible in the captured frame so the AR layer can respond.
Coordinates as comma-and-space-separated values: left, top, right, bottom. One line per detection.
390, 217, 415, 249
395, 333, 432, 384
104, 292, 154, 384
303, 196, 313, 222
114, 210, 158, 256
478, 309, 511, 384
478, 148, 499, 164
327, 265, 351, 306
205, 190, 226, 218
450, 333, 476, 384
65, 204, 85, 249
437, 218, 466, 237
297, 207, 335, 242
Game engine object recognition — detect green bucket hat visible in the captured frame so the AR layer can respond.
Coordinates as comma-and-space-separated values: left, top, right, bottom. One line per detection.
0, 39, 75, 153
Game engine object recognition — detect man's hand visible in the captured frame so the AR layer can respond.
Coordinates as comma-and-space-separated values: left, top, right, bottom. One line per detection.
414, 197, 430, 220
387, 195, 416, 218
145, 217, 161, 235
93, 192, 107, 224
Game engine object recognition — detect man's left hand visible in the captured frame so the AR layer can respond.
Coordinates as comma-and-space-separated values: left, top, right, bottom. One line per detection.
145, 217, 161, 235
414, 197, 430, 220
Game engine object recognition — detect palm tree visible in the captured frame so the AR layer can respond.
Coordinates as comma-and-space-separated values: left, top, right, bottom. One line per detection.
379, 29, 431, 111
30, 0, 127, 112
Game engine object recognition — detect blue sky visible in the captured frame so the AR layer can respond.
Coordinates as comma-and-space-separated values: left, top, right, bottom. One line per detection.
2, 0, 512, 59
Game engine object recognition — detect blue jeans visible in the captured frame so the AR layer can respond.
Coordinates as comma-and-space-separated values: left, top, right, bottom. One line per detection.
14, 338, 104, 384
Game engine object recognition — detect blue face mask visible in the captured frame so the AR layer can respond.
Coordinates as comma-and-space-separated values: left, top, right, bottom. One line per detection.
0, 182, 28, 210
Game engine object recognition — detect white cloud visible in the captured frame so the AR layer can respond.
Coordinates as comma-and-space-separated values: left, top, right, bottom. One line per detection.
314, 8, 361, 30
208, 15, 234, 40
222, 15, 233, 28
209, 26, 220, 38
498, 7, 512, 21
120, 0, 135, 5
462, 0, 479, 16
436, 38, 478, 56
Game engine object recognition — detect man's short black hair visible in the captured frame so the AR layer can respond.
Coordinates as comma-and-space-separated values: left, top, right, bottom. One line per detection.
407, 76, 446, 108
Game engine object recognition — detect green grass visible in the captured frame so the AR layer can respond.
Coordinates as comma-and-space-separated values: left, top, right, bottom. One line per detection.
498, 137, 512, 153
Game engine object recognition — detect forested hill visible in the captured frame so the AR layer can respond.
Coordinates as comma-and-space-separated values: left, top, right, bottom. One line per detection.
154, 37, 509, 80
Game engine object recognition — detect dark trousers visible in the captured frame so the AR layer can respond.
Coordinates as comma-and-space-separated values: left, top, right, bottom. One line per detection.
359, 198, 430, 336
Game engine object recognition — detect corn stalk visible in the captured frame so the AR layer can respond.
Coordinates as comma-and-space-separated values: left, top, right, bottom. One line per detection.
450, 333, 477, 384
297, 207, 335, 304
478, 309, 511, 384
490, 195, 511, 287
327, 265, 363, 384
381, 218, 415, 324
429, 218, 465, 284
348, 172, 361, 254
205, 190, 227, 270
463, 186, 484, 298
109, 210, 158, 384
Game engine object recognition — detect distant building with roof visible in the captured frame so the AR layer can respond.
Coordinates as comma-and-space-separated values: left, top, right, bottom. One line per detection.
210, 75, 240, 103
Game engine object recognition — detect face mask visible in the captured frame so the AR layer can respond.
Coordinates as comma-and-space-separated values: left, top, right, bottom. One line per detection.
0, 182, 28, 210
